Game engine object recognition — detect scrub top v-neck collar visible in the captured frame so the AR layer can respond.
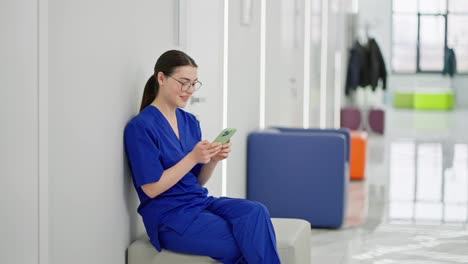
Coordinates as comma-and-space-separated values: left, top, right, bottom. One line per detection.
149, 105, 185, 151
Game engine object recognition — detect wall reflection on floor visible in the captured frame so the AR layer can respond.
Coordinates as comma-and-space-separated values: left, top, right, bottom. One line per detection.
389, 139, 468, 223
311, 110, 468, 263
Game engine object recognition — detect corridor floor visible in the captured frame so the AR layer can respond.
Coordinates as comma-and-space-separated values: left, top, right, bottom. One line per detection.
310, 108, 468, 263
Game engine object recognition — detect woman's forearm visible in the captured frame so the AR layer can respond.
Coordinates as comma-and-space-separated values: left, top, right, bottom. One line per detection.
141, 154, 198, 198
198, 159, 219, 186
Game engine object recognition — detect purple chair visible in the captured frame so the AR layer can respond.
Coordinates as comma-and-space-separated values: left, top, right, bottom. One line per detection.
368, 109, 385, 134
340, 107, 361, 130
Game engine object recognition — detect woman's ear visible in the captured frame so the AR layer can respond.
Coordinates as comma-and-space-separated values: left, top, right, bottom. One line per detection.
157, 72, 166, 86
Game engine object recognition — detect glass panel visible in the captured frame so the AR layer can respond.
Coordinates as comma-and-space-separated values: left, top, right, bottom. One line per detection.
392, 14, 417, 72
448, 15, 468, 72
449, 0, 468, 13
420, 47, 445, 70
447, 15, 468, 46
394, 0, 418, 13
418, 0, 447, 13
420, 15, 445, 71
451, 48, 468, 73
392, 44, 417, 72
393, 15, 418, 44
420, 15, 445, 45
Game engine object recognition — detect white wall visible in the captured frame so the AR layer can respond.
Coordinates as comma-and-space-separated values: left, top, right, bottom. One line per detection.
183, 0, 225, 197
265, 0, 304, 128
48, 1, 177, 264
325, 0, 350, 127
0, 1, 39, 263
262, 0, 350, 129
225, 0, 262, 198
309, 0, 323, 127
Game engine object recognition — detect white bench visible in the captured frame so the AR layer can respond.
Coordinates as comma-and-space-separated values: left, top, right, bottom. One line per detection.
128, 218, 311, 264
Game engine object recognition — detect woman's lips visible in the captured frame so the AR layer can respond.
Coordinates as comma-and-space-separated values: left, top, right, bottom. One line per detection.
181, 96, 190, 102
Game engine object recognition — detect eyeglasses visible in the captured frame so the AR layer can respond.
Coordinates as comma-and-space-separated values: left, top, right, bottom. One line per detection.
168, 75, 202, 92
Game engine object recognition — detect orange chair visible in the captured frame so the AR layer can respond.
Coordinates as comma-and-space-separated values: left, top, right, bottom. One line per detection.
350, 131, 367, 180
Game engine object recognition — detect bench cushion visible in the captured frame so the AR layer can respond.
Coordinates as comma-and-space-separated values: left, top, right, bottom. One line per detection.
127, 218, 311, 264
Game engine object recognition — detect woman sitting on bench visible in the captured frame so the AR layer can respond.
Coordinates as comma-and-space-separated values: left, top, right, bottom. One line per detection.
124, 50, 281, 264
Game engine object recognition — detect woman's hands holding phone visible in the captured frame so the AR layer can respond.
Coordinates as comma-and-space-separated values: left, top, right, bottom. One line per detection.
189, 140, 232, 164
211, 141, 231, 162
189, 140, 222, 164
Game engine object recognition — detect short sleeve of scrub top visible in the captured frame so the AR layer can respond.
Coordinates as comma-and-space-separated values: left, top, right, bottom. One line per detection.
124, 120, 164, 187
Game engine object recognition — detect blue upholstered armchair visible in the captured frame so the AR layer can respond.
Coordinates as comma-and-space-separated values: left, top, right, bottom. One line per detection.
247, 128, 350, 228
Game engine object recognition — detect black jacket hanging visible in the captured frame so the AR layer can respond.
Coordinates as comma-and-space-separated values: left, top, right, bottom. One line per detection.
443, 48, 457, 77
345, 43, 362, 95
345, 38, 387, 96
367, 38, 387, 91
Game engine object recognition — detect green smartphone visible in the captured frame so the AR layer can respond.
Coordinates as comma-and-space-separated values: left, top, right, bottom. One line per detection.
213, 128, 237, 144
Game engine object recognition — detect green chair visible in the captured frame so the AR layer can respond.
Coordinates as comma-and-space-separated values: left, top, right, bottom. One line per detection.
414, 92, 455, 110
393, 90, 455, 110
393, 92, 414, 109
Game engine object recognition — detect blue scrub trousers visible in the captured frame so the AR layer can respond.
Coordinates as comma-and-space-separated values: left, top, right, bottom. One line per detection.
159, 197, 281, 264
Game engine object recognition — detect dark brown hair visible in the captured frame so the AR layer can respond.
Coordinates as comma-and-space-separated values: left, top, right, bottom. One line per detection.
140, 50, 198, 112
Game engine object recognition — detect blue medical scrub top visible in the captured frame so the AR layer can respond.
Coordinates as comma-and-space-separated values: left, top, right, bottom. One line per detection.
124, 105, 214, 251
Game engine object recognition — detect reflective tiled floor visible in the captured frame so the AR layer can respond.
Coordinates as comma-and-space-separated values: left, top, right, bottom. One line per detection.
310, 108, 468, 263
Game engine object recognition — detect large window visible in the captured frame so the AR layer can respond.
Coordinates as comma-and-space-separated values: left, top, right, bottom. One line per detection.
392, 0, 468, 73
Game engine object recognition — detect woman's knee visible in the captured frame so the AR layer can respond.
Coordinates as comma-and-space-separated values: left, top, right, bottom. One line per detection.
236, 200, 271, 221
252, 201, 271, 217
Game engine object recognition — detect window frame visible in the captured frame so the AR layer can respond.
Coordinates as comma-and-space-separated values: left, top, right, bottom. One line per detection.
392, 0, 468, 75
